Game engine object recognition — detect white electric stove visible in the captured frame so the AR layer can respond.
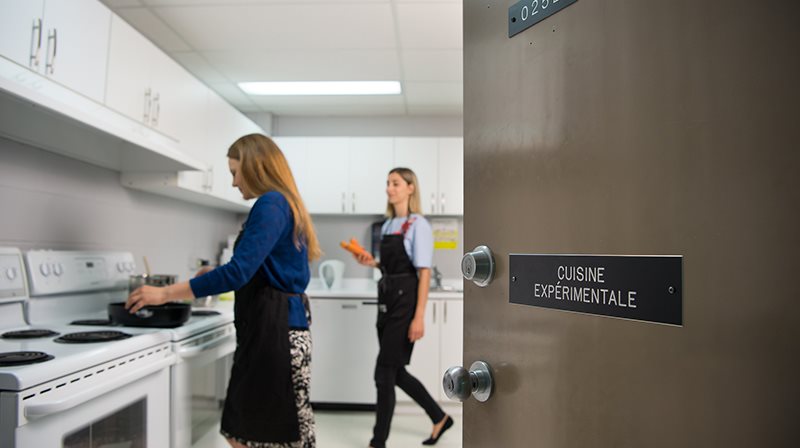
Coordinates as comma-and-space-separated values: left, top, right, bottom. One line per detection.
0, 248, 174, 448
22, 249, 236, 448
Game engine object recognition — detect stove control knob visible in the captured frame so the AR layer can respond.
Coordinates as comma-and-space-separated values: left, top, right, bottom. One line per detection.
39, 263, 51, 277
53, 263, 63, 276
6, 268, 16, 280
117, 262, 124, 273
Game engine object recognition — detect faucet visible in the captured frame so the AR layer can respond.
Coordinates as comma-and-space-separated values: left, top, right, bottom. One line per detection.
432, 265, 443, 290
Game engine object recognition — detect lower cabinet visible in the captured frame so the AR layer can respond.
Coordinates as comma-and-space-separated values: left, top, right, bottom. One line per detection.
308, 297, 462, 405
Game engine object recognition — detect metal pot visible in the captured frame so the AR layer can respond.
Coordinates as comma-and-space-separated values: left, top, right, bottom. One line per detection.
128, 274, 177, 293
108, 302, 191, 328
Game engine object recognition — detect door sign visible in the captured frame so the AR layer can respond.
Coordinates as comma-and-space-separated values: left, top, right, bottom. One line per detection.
508, 0, 578, 37
509, 254, 682, 325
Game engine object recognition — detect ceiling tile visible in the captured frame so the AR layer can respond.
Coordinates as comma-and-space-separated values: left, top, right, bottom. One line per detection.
403, 82, 462, 105
170, 52, 229, 84
201, 50, 400, 82
208, 83, 259, 109
402, 50, 462, 82
406, 103, 462, 115
153, 4, 396, 51
143, 0, 387, 4
264, 103, 408, 116
396, 3, 462, 50
115, 7, 191, 52
102, 0, 143, 7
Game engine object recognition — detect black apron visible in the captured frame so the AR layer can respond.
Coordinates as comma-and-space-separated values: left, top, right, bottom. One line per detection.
220, 232, 301, 443
376, 219, 419, 366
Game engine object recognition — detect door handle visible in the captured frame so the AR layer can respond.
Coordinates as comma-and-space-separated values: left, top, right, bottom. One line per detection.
461, 245, 495, 287
45, 28, 57, 75
30, 18, 42, 68
442, 360, 493, 402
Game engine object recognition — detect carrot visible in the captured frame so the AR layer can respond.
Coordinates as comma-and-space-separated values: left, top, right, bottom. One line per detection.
340, 239, 369, 257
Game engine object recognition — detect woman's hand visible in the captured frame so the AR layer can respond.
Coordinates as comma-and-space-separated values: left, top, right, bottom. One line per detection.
354, 251, 378, 268
195, 266, 214, 277
126, 285, 170, 314
408, 316, 425, 342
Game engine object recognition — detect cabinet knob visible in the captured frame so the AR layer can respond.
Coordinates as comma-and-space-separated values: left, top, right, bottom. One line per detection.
461, 245, 495, 287
442, 360, 493, 402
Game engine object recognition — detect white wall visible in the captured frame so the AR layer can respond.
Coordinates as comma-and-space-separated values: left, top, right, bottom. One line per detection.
0, 137, 241, 281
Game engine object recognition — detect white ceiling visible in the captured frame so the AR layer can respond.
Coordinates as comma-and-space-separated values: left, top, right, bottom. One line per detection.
100, 0, 463, 117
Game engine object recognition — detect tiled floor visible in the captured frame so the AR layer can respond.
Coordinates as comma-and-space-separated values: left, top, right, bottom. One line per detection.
195, 407, 462, 448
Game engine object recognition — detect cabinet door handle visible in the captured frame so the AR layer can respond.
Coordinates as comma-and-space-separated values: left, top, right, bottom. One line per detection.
143, 88, 152, 122
361, 301, 378, 306
441, 193, 446, 214
45, 28, 57, 75
444, 301, 448, 323
351, 192, 355, 213
29, 18, 42, 69
433, 302, 436, 324
341, 192, 346, 213
151, 93, 160, 127
341, 304, 357, 310
431, 193, 436, 214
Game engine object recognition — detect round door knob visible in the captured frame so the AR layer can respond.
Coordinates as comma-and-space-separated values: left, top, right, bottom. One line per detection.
461, 246, 495, 287
442, 360, 494, 402
6, 267, 17, 280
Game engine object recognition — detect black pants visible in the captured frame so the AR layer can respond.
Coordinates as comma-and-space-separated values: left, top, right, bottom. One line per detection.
370, 364, 446, 448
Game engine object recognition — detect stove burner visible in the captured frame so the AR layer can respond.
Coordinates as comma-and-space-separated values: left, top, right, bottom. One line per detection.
71, 319, 113, 326
0, 351, 54, 366
55, 331, 132, 344
191, 310, 221, 317
1, 329, 60, 339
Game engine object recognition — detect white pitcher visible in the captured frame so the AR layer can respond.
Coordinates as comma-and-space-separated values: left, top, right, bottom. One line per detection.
318, 259, 345, 290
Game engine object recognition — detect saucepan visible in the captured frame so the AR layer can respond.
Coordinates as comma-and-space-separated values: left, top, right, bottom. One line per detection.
108, 302, 191, 328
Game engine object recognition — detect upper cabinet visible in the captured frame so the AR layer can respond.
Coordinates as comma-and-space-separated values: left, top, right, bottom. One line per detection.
0, 0, 110, 102
277, 137, 394, 215
106, 15, 208, 154
395, 137, 463, 215
276, 136, 462, 216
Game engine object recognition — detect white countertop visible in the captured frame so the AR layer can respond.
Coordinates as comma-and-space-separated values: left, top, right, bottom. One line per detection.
305, 278, 463, 300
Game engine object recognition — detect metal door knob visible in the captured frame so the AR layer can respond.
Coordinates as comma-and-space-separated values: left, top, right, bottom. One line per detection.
461, 245, 495, 287
442, 360, 493, 402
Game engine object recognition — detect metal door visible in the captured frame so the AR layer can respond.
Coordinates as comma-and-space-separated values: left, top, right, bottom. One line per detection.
459, 0, 800, 446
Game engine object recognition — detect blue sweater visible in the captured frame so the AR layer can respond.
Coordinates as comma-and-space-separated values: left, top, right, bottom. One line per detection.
189, 192, 310, 328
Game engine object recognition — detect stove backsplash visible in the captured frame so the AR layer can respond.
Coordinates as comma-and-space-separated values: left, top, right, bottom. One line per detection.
0, 137, 240, 282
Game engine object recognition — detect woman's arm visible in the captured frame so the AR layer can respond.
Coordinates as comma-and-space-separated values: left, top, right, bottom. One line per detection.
408, 267, 431, 342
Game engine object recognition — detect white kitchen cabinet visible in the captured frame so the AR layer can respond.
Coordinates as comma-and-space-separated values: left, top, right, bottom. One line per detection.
0, 1, 45, 70
0, 0, 111, 103
307, 295, 461, 405
394, 138, 440, 215
394, 137, 463, 216
106, 15, 208, 151
436, 138, 464, 215
348, 138, 395, 214
306, 138, 350, 213
309, 298, 380, 404
276, 137, 394, 215
202, 90, 261, 206
438, 299, 463, 401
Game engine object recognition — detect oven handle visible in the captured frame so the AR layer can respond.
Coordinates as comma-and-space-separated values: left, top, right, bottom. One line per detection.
177, 334, 236, 359
24, 355, 175, 420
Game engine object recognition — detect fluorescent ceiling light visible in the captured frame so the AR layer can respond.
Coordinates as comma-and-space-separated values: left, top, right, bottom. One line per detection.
238, 81, 402, 96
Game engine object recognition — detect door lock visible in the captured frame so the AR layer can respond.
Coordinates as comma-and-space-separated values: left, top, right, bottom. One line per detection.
442, 360, 494, 402
461, 245, 495, 287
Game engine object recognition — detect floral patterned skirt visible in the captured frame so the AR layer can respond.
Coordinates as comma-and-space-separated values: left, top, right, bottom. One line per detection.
222, 329, 315, 448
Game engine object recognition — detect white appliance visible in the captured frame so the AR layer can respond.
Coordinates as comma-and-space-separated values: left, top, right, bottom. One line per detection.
0, 247, 174, 447
22, 249, 236, 448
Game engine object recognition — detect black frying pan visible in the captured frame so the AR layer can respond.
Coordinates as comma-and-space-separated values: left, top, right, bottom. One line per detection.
108, 302, 191, 328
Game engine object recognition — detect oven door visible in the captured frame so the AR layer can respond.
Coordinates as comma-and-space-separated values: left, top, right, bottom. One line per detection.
1, 344, 174, 448
171, 323, 236, 448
